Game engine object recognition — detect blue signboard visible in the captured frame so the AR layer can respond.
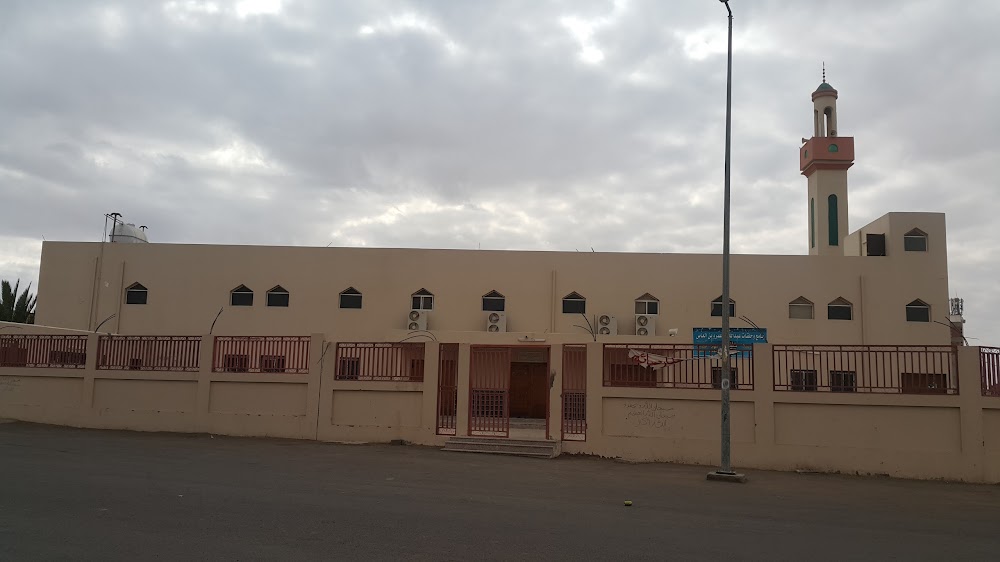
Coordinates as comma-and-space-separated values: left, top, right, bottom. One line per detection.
692, 327, 766, 358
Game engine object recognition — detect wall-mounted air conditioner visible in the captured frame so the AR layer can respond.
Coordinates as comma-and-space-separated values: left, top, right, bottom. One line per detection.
635, 314, 656, 336
485, 312, 507, 333
407, 310, 429, 331
596, 314, 617, 336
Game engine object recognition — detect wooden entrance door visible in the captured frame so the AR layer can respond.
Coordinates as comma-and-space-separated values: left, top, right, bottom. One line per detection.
509, 362, 547, 418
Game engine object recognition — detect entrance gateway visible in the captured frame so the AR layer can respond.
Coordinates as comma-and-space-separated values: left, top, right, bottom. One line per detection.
469, 346, 550, 439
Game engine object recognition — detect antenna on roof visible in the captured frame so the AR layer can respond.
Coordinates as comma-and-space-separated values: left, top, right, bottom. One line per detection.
822, 61, 826, 83
106, 212, 122, 243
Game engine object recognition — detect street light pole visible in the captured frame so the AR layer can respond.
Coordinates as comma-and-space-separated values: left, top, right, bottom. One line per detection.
707, 0, 746, 484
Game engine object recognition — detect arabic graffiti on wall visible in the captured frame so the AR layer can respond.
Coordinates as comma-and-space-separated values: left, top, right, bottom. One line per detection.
623, 400, 675, 431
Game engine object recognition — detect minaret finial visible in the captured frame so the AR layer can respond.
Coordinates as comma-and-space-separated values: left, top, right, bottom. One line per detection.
822, 62, 826, 83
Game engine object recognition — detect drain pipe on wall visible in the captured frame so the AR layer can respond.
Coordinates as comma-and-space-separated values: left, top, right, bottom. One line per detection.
859, 274, 867, 344
88, 256, 99, 331
115, 260, 125, 334
550, 270, 556, 333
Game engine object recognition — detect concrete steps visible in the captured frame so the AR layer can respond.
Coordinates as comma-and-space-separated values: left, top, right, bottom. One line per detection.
443, 436, 561, 459
509, 418, 546, 430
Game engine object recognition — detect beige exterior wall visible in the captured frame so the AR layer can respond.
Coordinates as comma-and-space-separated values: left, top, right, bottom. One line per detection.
0, 330, 324, 439
2, 330, 998, 483
35, 211, 952, 346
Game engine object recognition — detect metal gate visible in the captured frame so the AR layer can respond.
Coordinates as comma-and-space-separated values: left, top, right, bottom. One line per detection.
469, 346, 511, 437
562, 345, 587, 440
436, 343, 459, 434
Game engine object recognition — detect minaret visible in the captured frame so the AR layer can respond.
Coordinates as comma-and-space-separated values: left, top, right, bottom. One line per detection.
800, 67, 854, 256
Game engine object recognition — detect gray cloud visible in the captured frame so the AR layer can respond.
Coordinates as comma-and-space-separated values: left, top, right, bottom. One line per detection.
1, 0, 997, 342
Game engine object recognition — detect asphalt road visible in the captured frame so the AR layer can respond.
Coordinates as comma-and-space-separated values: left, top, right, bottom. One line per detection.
1, 421, 998, 561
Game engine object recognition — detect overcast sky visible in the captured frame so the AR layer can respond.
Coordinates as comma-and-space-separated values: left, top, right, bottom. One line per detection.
1, 0, 997, 342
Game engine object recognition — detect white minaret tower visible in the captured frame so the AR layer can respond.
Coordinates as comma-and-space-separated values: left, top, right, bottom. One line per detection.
800, 66, 855, 256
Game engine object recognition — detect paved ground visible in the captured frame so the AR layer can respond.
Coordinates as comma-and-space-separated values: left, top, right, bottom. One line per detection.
1, 422, 998, 561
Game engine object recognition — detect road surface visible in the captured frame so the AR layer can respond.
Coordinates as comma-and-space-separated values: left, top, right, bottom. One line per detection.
1, 422, 997, 561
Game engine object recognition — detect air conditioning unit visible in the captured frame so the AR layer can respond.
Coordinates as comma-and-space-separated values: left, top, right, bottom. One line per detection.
635, 314, 656, 336
485, 312, 507, 333
596, 314, 618, 336
407, 310, 428, 331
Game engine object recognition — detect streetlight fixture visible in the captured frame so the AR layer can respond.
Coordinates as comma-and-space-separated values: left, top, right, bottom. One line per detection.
707, 0, 747, 484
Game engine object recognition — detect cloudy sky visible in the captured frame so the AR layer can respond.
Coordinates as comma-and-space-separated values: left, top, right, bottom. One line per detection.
1, 0, 997, 341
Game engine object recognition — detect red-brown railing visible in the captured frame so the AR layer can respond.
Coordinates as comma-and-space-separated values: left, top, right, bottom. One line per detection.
469, 346, 510, 437
773, 345, 958, 394
982, 347, 1000, 397
97, 336, 201, 371
0, 334, 88, 369
212, 336, 310, 374
602, 344, 754, 390
436, 343, 459, 434
562, 345, 587, 440
334, 343, 425, 381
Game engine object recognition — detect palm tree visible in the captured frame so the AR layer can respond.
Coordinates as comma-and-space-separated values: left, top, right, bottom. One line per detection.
1, 279, 36, 324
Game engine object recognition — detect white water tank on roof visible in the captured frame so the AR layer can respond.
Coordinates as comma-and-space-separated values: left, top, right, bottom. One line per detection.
110, 223, 149, 243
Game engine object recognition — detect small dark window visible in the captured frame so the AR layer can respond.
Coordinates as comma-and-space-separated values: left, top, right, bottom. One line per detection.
412, 288, 434, 310
260, 355, 286, 373
562, 292, 586, 314
337, 357, 360, 380
340, 287, 362, 309
866, 234, 886, 256
906, 300, 930, 322
904, 229, 927, 252
223, 354, 249, 372
788, 297, 814, 319
712, 367, 738, 390
48, 350, 86, 366
635, 293, 659, 315
809, 198, 816, 249
635, 301, 659, 315
901, 373, 947, 395
266, 286, 289, 307
125, 283, 148, 305
606, 364, 656, 387
711, 296, 735, 317
408, 358, 425, 381
1, 345, 28, 367
830, 371, 857, 392
827, 298, 853, 320
482, 290, 505, 312
230, 285, 253, 307
828, 194, 839, 246
790, 369, 818, 391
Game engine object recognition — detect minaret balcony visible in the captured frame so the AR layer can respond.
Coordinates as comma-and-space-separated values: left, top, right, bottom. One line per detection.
800, 136, 854, 175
